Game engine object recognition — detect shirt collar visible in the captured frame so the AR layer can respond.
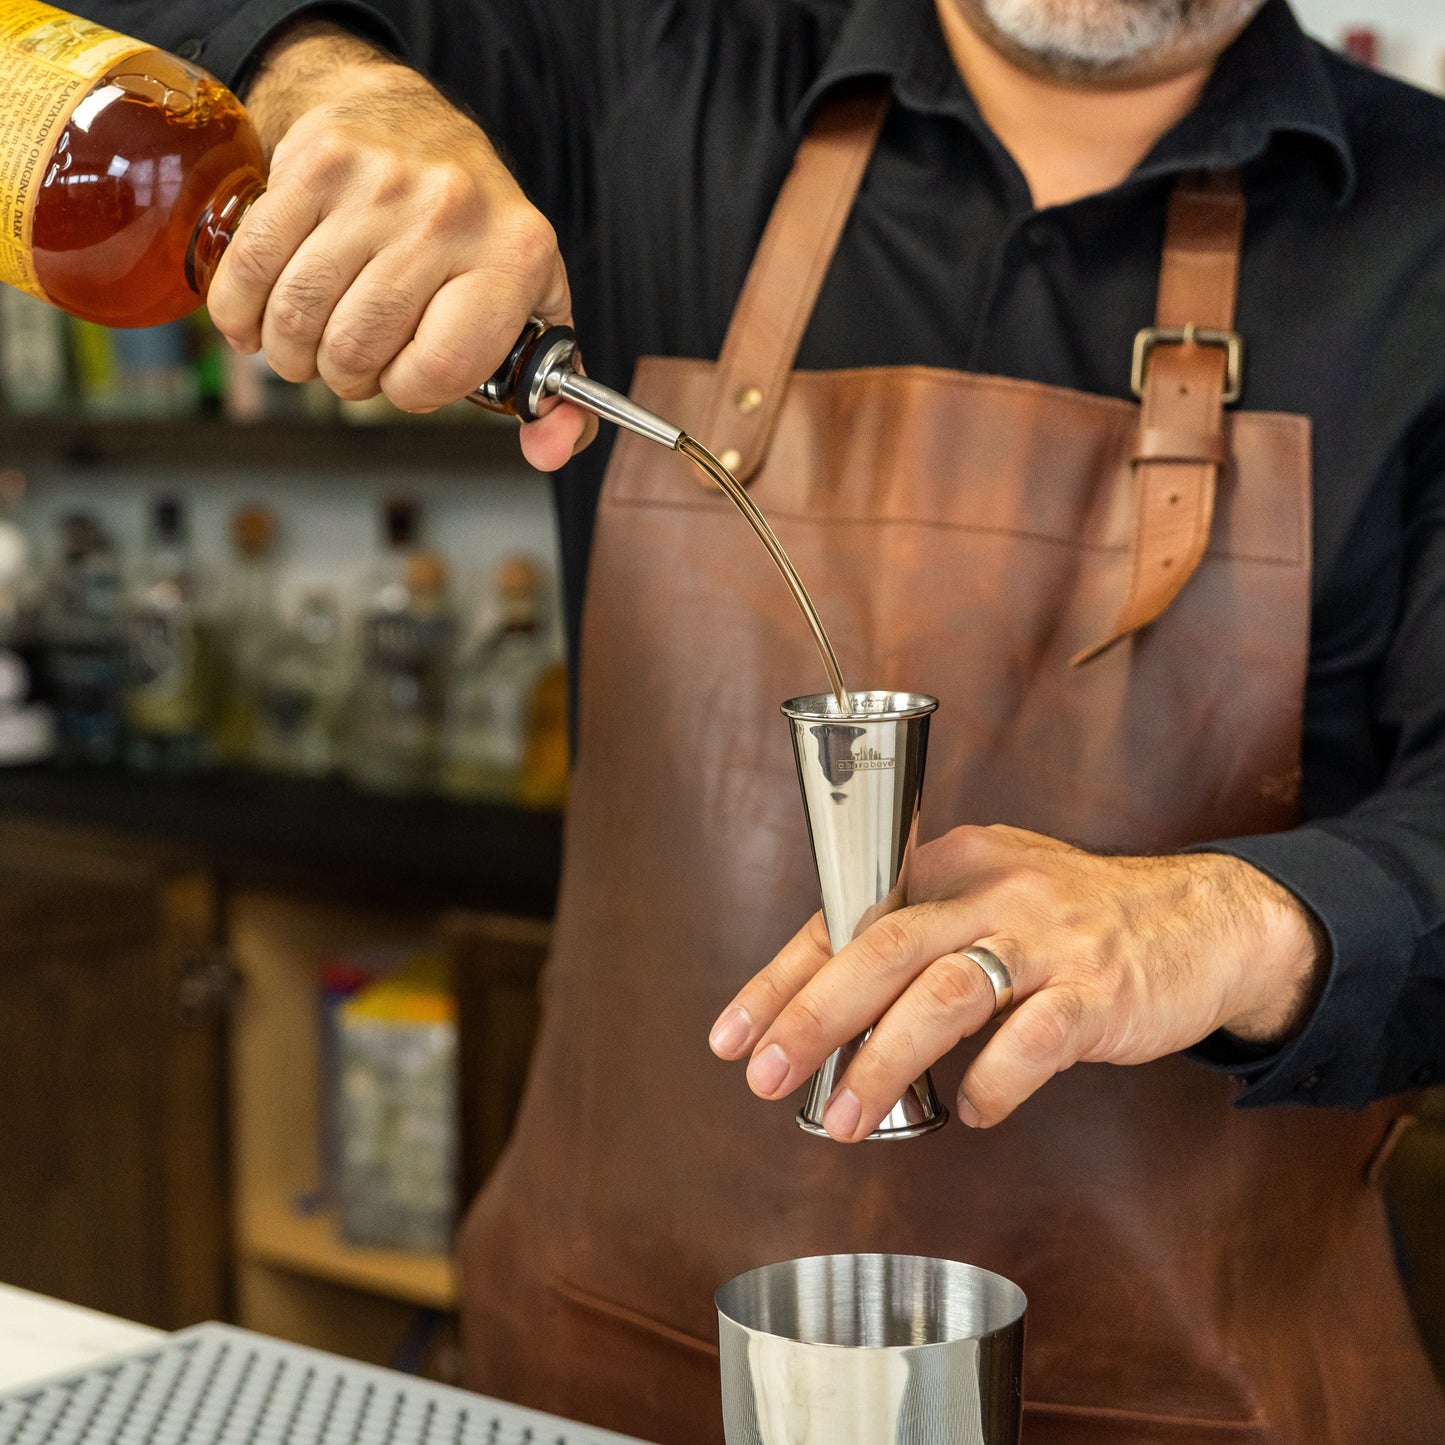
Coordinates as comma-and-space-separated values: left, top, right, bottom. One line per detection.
793, 0, 1357, 206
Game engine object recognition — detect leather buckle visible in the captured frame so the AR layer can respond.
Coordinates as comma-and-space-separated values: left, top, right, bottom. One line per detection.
1131, 324, 1243, 405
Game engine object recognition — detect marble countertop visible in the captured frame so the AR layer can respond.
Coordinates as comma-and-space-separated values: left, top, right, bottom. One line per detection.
0, 1284, 161, 1392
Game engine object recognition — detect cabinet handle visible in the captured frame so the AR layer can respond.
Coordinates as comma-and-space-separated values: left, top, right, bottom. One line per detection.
175, 951, 242, 1026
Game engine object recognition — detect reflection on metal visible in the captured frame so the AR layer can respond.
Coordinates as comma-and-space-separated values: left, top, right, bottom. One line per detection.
717, 1253, 1026, 1444
782, 691, 946, 1140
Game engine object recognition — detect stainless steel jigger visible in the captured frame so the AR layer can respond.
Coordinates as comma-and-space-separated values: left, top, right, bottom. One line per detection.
783, 691, 946, 1140
466, 317, 683, 448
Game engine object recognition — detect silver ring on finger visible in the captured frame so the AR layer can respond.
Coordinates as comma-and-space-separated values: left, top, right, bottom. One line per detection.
961, 946, 1014, 1019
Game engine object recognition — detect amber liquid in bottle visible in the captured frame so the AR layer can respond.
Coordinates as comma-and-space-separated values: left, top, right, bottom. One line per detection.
29, 49, 263, 327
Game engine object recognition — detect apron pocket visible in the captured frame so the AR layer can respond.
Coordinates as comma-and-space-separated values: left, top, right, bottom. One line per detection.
1024, 1399, 1264, 1445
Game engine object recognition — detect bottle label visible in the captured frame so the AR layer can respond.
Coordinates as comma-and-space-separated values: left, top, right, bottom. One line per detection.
0, 2, 148, 297
126, 609, 205, 733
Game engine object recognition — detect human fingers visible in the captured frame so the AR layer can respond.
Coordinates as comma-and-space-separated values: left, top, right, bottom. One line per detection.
818, 949, 1004, 1142
518, 350, 598, 469
208, 179, 325, 353
958, 982, 1104, 1127
744, 900, 995, 1102
378, 221, 567, 413
519, 405, 598, 470
257, 219, 381, 384
708, 911, 834, 1062
311, 251, 436, 400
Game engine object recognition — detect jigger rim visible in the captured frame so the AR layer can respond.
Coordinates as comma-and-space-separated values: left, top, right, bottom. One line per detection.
715, 1252, 1027, 1349
781, 690, 939, 722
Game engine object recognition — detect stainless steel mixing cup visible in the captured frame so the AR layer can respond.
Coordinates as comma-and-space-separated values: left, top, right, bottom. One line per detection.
717, 1253, 1026, 1445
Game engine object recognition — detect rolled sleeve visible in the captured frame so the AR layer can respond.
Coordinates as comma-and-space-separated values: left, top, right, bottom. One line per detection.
80, 2, 409, 91
1187, 827, 1421, 1106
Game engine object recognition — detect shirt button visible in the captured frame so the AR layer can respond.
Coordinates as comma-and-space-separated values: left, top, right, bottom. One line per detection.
176, 38, 205, 60
1295, 1066, 1325, 1094
1411, 1063, 1436, 1087
1023, 220, 1053, 255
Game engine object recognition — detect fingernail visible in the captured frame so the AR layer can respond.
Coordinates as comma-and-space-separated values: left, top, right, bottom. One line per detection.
823, 1088, 861, 1140
747, 1043, 790, 1097
958, 1097, 982, 1128
709, 1005, 752, 1057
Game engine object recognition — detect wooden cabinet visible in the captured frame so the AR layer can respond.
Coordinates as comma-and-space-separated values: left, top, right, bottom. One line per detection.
0, 797, 552, 1369
0, 820, 229, 1329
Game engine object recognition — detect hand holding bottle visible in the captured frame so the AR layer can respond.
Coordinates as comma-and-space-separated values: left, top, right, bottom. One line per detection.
207, 21, 595, 470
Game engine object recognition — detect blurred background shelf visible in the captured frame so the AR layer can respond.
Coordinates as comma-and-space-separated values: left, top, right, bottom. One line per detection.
0, 414, 527, 472
238, 1198, 456, 1312
0, 766, 561, 913
0, 762, 557, 907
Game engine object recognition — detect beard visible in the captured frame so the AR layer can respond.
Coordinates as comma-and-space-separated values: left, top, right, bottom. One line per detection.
975, 0, 1267, 75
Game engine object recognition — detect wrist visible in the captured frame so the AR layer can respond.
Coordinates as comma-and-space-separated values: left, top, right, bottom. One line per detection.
1212, 855, 1329, 1045
244, 20, 406, 151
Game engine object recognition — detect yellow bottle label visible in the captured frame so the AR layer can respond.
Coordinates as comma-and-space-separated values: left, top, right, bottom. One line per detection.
0, 2, 148, 297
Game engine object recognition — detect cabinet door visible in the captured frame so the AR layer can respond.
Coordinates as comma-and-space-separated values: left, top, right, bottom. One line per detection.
0, 821, 229, 1328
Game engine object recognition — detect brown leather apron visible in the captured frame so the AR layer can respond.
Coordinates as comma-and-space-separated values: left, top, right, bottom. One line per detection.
460, 94, 1445, 1444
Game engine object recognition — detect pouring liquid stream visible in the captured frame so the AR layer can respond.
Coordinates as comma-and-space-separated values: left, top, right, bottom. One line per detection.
677, 435, 850, 712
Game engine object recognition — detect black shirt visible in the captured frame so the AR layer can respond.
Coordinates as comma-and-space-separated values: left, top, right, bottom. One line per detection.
88, 0, 1445, 1109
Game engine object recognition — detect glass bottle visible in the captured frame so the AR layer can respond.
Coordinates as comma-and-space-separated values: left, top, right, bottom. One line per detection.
438, 556, 559, 804
0, 467, 54, 764
0, 2, 265, 327
212, 503, 278, 763
123, 494, 216, 770
252, 589, 349, 778
518, 658, 569, 811
40, 510, 124, 765
348, 499, 455, 794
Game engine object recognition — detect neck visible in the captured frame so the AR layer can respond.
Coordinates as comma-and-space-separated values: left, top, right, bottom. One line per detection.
935, 2, 1228, 208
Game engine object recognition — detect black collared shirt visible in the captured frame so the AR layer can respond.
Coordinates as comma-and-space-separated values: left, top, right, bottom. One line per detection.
90, 0, 1445, 1108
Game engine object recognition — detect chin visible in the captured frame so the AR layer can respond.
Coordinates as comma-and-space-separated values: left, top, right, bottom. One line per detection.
973, 0, 1266, 78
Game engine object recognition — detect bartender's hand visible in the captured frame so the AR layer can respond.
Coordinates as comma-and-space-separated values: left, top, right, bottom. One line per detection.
709, 826, 1327, 1141
207, 21, 594, 470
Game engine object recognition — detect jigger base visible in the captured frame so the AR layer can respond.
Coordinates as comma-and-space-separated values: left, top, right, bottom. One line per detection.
797, 1108, 948, 1141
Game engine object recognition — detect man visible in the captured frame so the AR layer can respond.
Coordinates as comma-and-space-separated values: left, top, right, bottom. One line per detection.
88, 0, 1445, 1439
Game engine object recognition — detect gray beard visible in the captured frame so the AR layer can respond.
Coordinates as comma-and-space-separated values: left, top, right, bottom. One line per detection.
978, 0, 1266, 73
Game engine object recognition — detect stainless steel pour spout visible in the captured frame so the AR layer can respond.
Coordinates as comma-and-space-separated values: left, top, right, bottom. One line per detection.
783, 691, 947, 1140
466, 317, 683, 449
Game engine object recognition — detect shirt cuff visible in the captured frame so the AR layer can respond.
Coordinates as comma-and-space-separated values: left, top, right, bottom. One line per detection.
1184, 826, 1419, 1107
177, 1, 409, 94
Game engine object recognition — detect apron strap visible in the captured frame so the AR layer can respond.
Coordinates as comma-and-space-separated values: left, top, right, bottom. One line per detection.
700, 88, 890, 483
1072, 170, 1246, 665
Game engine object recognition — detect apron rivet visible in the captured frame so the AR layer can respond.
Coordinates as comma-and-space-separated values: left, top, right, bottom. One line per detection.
736, 386, 764, 414
719, 447, 743, 473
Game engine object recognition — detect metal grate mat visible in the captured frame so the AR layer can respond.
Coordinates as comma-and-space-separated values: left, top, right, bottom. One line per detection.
0, 1323, 654, 1445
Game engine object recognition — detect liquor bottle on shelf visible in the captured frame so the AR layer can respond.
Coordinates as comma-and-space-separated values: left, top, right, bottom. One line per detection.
111, 320, 200, 417
348, 498, 456, 795
212, 503, 279, 763
1340, 28, 1379, 68
0, 288, 68, 413
0, 467, 54, 764
252, 589, 349, 779
438, 556, 561, 805
0, 2, 264, 328
519, 657, 569, 811
123, 494, 217, 771
40, 511, 124, 765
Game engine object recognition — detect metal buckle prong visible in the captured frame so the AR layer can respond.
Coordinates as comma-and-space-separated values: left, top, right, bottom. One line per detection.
1131, 325, 1243, 405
